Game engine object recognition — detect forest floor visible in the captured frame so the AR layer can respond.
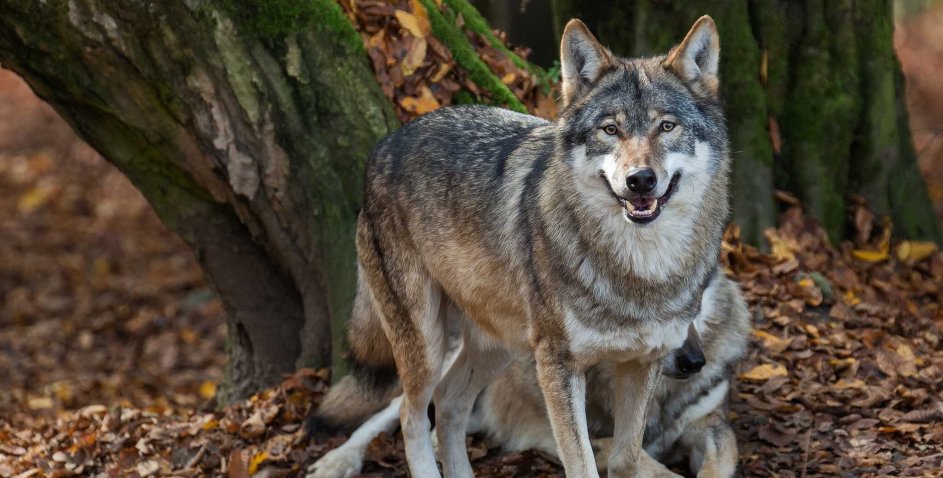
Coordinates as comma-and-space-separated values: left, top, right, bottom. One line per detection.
3, 3, 943, 476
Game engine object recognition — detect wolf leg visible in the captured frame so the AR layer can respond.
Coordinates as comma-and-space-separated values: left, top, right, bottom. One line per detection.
388, 280, 448, 478
590, 437, 612, 473
307, 396, 403, 478
608, 360, 661, 478
434, 325, 511, 478
677, 410, 738, 478
358, 223, 449, 477
534, 343, 599, 478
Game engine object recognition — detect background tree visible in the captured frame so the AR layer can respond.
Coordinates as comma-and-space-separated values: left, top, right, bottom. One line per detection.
0, 0, 938, 402
550, 0, 941, 244
0, 0, 401, 402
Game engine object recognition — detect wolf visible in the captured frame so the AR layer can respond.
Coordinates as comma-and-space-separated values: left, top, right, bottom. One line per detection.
313, 15, 730, 477
309, 271, 749, 478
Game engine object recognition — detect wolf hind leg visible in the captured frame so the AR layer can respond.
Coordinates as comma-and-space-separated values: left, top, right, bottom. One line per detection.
392, 281, 448, 478
306, 396, 403, 478
357, 221, 449, 478
434, 322, 511, 478
676, 409, 738, 478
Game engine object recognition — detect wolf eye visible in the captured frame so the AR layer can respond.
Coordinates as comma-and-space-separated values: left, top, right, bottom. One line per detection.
603, 124, 618, 136
660, 121, 677, 132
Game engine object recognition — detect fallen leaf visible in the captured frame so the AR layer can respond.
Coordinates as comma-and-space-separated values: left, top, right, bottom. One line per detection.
27, 397, 53, 410
740, 363, 788, 381
17, 183, 57, 214
752, 329, 790, 353
394, 10, 425, 38
228, 449, 248, 478
431, 63, 451, 82
896, 241, 937, 263
248, 451, 268, 475
399, 86, 440, 114
760, 50, 768, 86
757, 425, 793, 447
895, 344, 918, 377
136, 460, 159, 477
410, 0, 432, 36
833, 378, 865, 390
401, 37, 427, 76
768, 116, 781, 155
199, 381, 217, 400
852, 249, 889, 262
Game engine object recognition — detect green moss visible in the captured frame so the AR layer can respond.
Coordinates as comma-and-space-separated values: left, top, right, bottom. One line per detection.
443, 0, 556, 93
776, 0, 860, 242
218, 0, 363, 54
852, 0, 941, 242
442, 0, 542, 74
419, 0, 526, 113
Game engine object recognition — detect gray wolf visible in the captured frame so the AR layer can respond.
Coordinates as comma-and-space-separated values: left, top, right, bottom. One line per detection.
314, 15, 730, 477
308, 271, 749, 478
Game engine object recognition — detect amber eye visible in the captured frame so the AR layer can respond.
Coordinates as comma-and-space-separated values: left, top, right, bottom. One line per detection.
603, 124, 618, 136
660, 121, 677, 132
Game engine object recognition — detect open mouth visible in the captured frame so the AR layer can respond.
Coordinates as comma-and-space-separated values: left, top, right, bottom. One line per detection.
600, 171, 682, 224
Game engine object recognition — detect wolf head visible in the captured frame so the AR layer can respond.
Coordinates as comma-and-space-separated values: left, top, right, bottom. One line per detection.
556, 16, 729, 229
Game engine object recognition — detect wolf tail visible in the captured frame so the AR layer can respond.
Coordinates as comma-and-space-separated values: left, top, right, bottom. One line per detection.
308, 269, 401, 435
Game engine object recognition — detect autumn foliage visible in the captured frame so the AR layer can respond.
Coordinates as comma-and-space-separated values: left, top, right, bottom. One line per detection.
2, 1, 943, 477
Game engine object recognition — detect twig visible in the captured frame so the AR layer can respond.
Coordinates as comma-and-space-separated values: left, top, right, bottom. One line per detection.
185, 444, 207, 470
799, 426, 812, 478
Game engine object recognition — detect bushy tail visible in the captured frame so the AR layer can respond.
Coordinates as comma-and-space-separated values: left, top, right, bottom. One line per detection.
309, 273, 401, 435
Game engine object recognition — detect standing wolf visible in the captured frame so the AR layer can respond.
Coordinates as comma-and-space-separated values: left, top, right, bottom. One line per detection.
318, 15, 730, 477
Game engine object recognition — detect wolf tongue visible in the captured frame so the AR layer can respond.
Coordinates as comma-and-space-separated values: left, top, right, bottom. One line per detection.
628, 197, 655, 211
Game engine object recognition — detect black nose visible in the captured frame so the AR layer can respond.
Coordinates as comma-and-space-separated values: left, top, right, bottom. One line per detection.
627, 168, 657, 194
677, 349, 706, 376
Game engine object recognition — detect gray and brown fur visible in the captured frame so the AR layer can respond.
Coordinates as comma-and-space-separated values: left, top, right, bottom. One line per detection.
314, 15, 730, 478
308, 272, 748, 478
478, 271, 748, 477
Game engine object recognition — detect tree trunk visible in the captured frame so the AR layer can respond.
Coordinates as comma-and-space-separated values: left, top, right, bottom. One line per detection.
550, 0, 942, 244
0, 0, 399, 402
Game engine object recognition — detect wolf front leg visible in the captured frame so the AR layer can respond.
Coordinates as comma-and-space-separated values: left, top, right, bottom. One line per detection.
609, 359, 669, 478
534, 343, 599, 478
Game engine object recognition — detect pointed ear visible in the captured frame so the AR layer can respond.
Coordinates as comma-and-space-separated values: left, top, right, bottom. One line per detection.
560, 19, 613, 106
664, 15, 720, 95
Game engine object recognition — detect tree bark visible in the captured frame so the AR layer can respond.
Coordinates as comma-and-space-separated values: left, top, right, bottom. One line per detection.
550, 0, 942, 244
0, 0, 399, 402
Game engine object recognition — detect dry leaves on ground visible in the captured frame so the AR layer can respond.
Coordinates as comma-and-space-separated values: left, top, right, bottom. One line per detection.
340, 0, 557, 122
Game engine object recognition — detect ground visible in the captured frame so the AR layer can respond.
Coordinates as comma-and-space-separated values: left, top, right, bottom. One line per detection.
3, 3, 943, 477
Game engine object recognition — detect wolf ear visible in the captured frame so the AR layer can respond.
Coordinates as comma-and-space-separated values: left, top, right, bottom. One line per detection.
664, 16, 720, 95
560, 19, 613, 106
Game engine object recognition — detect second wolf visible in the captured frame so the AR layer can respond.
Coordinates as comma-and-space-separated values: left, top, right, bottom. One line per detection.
317, 15, 731, 477
310, 271, 750, 478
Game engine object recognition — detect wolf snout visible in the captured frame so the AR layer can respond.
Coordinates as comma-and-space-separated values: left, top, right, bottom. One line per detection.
626, 167, 657, 194
663, 346, 706, 380
663, 323, 706, 379
676, 348, 706, 376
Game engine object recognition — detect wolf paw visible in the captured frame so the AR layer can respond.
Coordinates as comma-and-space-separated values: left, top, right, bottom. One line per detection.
306, 447, 364, 478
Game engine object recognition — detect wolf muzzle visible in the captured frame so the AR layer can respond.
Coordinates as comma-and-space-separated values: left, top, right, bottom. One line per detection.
663, 323, 706, 379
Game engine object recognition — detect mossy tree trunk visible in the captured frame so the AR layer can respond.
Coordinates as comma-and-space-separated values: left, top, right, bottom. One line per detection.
551, 0, 942, 244
0, 0, 400, 402
0, 0, 535, 402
